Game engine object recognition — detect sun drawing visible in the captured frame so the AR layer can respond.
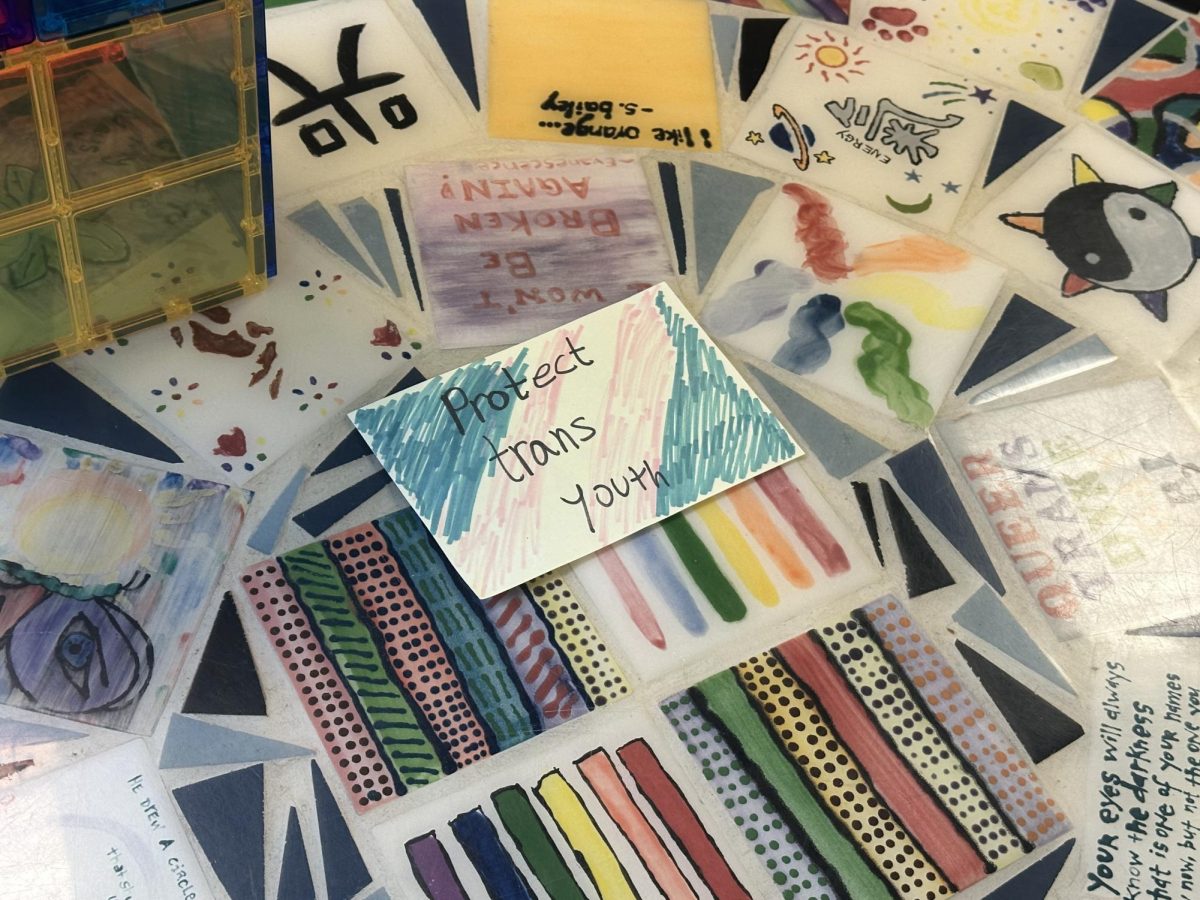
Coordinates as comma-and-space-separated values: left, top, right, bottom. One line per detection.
796, 32, 869, 82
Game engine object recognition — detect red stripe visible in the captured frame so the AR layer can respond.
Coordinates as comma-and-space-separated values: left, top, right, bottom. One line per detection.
756, 468, 850, 576
616, 739, 752, 900
776, 633, 988, 890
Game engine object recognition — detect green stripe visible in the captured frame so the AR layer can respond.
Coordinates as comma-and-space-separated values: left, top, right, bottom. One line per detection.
692, 670, 891, 900
377, 510, 538, 749
492, 786, 588, 900
660, 514, 746, 622
279, 543, 446, 786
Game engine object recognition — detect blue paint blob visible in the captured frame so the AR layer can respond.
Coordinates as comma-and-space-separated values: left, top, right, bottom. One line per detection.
772, 293, 845, 375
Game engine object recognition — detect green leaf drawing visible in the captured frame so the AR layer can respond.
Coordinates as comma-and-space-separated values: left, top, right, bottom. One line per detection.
0, 230, 34, 269
4, 165, 34, 207
9, 239, 48, 289
77, 219, 131, 265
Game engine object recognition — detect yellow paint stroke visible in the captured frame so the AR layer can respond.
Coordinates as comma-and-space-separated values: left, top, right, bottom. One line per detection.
1080, 98, 1120, 123
725, 483, 814, 589
695, 498, 780, 606
958, 0, 1040, 36
536, 771, 639, 900
852, 234, 971, 276
845, 273, 988, 331
15, 469, 151, 577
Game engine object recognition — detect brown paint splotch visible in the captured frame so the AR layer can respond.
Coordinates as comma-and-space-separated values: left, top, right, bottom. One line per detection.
189, 321, 255, 358
248, 341, 278, 388
213, 426, 247, 457
371, 319, 403, 347
782, 183, 852, 282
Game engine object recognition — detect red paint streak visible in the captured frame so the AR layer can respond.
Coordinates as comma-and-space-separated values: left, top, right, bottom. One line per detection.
268, 368, 283, 400
597, 545, 667, 650
777, 634, 989, 891
617, 739, 753, 900
756, 467, 849, 575
371, 319, 404, 347
783, 183, 852, 281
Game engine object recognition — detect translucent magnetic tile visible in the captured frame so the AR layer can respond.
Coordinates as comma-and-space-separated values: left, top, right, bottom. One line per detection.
49, 12, 241, 193
0, 221, 73, 362
31, 0, 204, 40
0, 66, 49, 220
81, 166, 248, 329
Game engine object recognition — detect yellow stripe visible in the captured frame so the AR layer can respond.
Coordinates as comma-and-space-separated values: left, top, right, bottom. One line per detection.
736, 653, 953, 899
694, 499, 780, 607
535, 771, 639, 900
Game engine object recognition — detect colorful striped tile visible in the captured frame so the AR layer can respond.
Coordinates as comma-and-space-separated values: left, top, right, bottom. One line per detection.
492, 785, 588, 900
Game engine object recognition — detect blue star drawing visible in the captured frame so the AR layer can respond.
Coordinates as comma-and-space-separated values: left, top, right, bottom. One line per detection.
905, 169, 922, 182
942, 181, 960, 193
970, 86, 995, 104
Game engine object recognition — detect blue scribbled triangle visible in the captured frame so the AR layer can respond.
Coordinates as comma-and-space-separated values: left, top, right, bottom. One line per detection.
1082, 0, 1176, 93
956, 295, 1074, 394
174, 765, 265, 900
983, 103, 1064, 187
311, 761, 372, 900
953, 587, 1074, 694
983, 840, 1075, 900
747, 363, 886, 478
887, 440, 1005, 595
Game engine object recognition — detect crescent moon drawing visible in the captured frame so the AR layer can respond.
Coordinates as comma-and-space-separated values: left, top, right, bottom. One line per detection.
886, 193, 933, 214
771, 103, 810, 171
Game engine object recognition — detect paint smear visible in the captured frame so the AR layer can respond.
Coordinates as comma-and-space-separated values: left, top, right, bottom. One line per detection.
492, 786, 588, 900
852, 234, 972, 275
755, 468, 850, 576
772, 293, 844, 375
725, 482, 814, 588
782, 183, 852, 281
622, 529, 709, 636
694, 498, 780, 607
661, 514, 747, 622
595, 546, 668, 649
704, 259, 809, 337
844, 301, 935, 428
847, 273, 987, 330
406, 832, 470, 900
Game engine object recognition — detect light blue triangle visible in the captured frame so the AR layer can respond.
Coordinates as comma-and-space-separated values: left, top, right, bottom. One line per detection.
970, 335, 1116, 406
953, 587, 1075, 694
159, 715, 312, 769
0, 717, 87, 753
691, 162, 774, 291
711, 15, 739, 89
288, 201, 383, 288
747, 363, 887, 478
360, 890, 391, 900
247, 466, 310, 555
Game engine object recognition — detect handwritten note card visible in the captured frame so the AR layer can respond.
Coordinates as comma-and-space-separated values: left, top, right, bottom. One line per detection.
405, 156, 674, 348
487, 0, 721, 151
0, 741, 214, 899
1084, 640, 1200, 900
351, 284, 800, 597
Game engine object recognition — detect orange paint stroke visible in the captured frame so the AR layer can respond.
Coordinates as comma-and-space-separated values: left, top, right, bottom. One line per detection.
725, 483, 814, 588
782, 183, 852, 281
852, 234, 971, 275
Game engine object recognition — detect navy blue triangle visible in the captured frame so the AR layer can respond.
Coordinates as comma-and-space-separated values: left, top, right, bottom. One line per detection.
293, 470, 393, 537
880, 480, 955, 598
311, 761, 372, 900
174, 765, 265, 900
982, 103, 1064, 187
658, 161, 687, 275
277, 807, 316, 900
886, 440, 1005, 595
182, 594, 267, 716
1082, 0, 1176, 93
411, 0, 479, 110
956, 295, 1074, 394
852, 481, 884, 566
0, 364, 180, 463
739, 17, 787, 102
311, 369, 426, 475
983, 840, 1075, 899
956, 641, 1084, 763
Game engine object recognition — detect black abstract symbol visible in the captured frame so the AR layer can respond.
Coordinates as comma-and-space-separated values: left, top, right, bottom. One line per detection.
268, 23, 418, 157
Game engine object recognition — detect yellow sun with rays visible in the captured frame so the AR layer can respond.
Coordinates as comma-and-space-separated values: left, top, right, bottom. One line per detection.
795, 31, 869, 82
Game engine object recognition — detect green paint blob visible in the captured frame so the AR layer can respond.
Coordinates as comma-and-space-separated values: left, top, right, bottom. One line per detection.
844, 301, 935, 428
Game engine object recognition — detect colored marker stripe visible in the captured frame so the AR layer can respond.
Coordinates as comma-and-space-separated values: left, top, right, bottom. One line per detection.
377, 510, 539, 749
816, 617, 1026, 867
450, 808, 535, 900
726, 481, 814, 589
661, 513, 747, 622
622, 528, 708, 636
241, 563, 399, 807
736, 652, 952, 899
691, 670, 891, 900
480, 588, 588, 730
279, 543, 447, 785
576, 749, 698, 899
535, 770, 639, 900
862, 599, 1069, 846
329, 523, 493, 769
776, 634, 987, 890
695, 497, 780, 607
616, 736, 755, 900
596, 545, 668, 649
524, 571, 629, 706
492, 785, 588, 900
406, 832, 469, 900
756, 468, 850, 576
